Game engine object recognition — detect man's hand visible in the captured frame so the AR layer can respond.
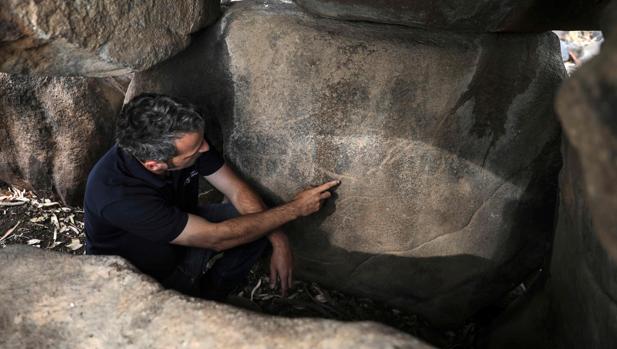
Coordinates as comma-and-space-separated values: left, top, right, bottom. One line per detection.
269, 180, 339, 296
291, 180, 340, 217
269, 231, 293, 296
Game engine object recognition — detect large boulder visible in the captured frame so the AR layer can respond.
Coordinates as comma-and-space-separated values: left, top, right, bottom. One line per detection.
550, 23, 617, 348
293, 0, 610, 32
127, 0, 564, 326
485, 141, 617, 349
548, 141, 617, 348
555, 27, 617, 261
0, 73, 124, 205
485, 24, 617, 349
0, 245, 430, 349
0, 0, 220, 76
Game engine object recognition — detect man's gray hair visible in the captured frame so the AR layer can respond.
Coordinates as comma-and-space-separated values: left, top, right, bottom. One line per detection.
116, 93, 205, 161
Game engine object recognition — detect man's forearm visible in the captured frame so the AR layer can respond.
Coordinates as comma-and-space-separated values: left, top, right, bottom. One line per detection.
174, 177, 337, 250
231, 184, 272, 215
212, 202, 298, 251
230, 185, 290, 245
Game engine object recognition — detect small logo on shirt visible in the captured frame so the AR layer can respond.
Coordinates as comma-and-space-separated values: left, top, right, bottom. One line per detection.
184, 170, 199, 185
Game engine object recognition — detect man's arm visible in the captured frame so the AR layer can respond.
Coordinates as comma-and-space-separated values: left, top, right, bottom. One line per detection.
204, 165, 289, 245
202, 164, 275, 216
171, 201, 297, 251
170, 180, 339, 251
204, 164, 295, 293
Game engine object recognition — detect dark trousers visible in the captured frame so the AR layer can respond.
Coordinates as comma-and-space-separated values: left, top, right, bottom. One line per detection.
162, 203, 269, 300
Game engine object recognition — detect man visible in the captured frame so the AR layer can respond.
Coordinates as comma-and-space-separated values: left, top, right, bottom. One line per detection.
84, 93, 338, 300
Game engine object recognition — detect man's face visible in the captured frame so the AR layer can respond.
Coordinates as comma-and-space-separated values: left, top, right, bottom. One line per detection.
166, 131, 210, 171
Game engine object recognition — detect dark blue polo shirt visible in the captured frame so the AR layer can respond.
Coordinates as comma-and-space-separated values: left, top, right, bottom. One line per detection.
83, 144, 224, 281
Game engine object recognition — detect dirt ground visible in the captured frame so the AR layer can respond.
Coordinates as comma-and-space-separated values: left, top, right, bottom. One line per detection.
0, 185, 86, 255
1, 182, 486, 348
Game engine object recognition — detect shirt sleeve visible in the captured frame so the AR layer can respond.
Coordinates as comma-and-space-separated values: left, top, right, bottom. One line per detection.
197, 148, 224, 176
100, 196, 188, 243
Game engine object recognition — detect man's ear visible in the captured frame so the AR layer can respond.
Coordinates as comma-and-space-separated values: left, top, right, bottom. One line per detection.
143, 160, 167, 173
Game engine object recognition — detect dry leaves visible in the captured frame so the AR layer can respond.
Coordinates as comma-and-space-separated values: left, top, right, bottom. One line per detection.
0, 187, 29, 206
66, 239, 83, 251
0, 186, 85, 252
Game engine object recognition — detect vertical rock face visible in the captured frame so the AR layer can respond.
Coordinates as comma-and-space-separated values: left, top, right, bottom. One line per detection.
556, 31, 617, 261
487, 25, 617, 349
0, 73, 124, 205
293, 0, 610, 32
128, 0, 564, 326
550, 26, 617, 348
549, 143, 617, 349
0, 0, 220, 76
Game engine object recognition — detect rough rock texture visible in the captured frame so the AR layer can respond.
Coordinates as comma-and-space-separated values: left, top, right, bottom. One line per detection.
548, 141, 617, 348
0, 73, 123, 205
551, 23, 617, 348
484, 141, 617, 349
0, 0, 220, 76
485, 25, 617, 349
601, 1, 617, 36
294, 0, 610, 32
555, 30, 617, 260
127, 0, 565, 326
0, 245, 430, 349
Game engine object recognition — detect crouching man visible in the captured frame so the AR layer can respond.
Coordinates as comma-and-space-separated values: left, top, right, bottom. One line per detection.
84, 93, 338, 300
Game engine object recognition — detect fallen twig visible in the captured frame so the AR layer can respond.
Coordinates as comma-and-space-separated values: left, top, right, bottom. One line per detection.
250, 278, 263, 302
0, 221, 21, 242
0, 201, 27, 207
50, 214, 59, 230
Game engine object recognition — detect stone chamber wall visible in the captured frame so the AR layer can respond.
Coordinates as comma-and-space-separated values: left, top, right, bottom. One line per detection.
0, 0, 616, 348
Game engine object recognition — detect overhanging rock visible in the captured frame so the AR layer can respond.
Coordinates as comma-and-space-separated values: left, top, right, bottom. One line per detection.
294, 0, 610, 32
0, 0, 220, 76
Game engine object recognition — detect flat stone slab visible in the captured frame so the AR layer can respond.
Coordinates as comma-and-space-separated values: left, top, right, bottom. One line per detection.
128, 0, 564, 326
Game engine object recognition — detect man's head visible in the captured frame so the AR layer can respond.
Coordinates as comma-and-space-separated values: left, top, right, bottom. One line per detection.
116, 93, 209, 174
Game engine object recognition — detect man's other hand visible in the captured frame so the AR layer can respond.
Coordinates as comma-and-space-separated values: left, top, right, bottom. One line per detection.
269, 232, 293, 296
269, 179, 339, 296
291, 180, 340, 217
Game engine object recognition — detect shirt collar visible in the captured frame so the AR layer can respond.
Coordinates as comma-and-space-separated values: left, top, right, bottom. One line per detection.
116, 145, 169, 189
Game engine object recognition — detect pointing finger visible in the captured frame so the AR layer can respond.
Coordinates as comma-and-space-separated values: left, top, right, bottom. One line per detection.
314, 180, 340, 193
